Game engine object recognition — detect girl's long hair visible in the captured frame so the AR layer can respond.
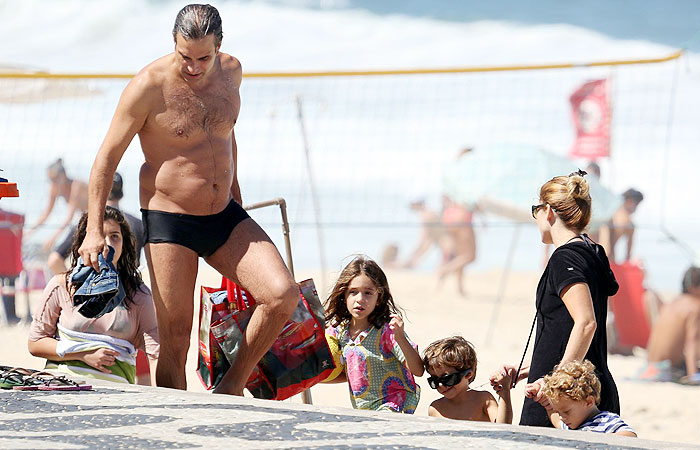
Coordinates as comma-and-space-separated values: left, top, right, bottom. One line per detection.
324, 255, 401, 328
67, 206, 144, 306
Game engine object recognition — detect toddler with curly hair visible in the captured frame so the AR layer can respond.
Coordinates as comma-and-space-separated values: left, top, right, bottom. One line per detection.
542, 360, 636, 437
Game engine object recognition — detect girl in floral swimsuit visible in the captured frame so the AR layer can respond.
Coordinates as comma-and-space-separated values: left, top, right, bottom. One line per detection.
324, 255, 424, 413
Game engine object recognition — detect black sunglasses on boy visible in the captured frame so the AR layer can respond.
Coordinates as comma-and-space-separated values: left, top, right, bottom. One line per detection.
427, 368, 472, 389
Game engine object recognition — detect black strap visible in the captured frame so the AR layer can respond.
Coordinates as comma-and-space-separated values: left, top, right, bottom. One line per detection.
513, 310, 537, 388
564, 234, 584, 245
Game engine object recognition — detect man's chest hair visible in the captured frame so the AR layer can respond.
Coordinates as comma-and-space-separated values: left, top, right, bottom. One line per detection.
160, 81, 237, 138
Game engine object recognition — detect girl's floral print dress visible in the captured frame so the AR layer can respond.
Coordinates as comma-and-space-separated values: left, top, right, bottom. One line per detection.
326, 323, 420, 413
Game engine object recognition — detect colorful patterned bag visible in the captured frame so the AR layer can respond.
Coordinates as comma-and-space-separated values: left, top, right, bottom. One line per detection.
210, 277, 335, 400
196, 279, 246, 390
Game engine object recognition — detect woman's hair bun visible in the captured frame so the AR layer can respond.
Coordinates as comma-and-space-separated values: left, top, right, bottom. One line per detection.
566, 171, 590, 201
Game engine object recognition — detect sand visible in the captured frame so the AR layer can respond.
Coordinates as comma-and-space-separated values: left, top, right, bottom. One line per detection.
2, 262, 699, 445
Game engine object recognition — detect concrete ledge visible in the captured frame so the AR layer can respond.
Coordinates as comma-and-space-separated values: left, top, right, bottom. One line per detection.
0, 382, 694, 449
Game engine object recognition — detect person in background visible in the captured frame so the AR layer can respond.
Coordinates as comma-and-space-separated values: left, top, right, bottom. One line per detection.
424, 336, 512, 423
28, 207, 158, 385
324, 255, 423, 413
638, 266, 700, 384
585, 161, 601, 179
437, 196, 476, 297
48, 172, 144, 275
402, 198, 450, 270
542, 359, 636, 437
598, 188, 644, 263
27, 159, 88, 252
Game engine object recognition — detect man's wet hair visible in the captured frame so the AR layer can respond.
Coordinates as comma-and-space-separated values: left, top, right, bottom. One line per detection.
173, 4, 223, 47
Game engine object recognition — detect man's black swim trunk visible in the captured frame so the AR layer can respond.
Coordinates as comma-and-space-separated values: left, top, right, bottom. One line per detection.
141, 199, 250, 257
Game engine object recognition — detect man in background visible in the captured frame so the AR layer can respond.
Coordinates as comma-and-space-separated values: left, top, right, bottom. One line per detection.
599, 188, 644, 263
48, 172, 144, 274
27, 159, 88, 252
639, 266, 700, 384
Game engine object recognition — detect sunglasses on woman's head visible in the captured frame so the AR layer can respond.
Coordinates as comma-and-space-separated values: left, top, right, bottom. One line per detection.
427, 368, 472, 389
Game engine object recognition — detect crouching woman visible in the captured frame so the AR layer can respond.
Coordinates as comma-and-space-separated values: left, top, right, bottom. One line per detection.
28, 207, 158, 384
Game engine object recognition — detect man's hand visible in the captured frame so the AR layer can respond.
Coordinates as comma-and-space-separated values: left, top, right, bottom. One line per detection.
78, 231, 108, 272
80, 348, 119, 373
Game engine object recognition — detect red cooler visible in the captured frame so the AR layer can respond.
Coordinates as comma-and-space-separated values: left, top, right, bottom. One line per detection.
609, 261, 650, 349
0, 209, 23, 277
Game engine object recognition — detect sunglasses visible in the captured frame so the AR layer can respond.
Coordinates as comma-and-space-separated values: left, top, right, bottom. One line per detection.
427, 368, 472, 389
531, 203, 546, 219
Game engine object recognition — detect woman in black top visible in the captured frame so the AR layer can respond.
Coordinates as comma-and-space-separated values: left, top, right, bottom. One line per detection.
491, 171, 620, 427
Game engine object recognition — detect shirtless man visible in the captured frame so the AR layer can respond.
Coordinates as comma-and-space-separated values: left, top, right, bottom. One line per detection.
642, 266, 700, 384
28, 159, 89, 251
78, 4, 298, 394
598, 188, 643, 263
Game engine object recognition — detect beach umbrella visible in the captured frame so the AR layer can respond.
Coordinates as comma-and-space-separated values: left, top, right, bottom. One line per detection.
442, 144, 621, 225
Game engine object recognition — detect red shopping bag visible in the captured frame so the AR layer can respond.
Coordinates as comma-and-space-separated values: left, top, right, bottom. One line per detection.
211, 277, 335, 400
196, 278, 250, 389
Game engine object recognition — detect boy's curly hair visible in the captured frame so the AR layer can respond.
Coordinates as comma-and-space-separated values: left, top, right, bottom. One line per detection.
542, 359, 601, 404
422, 336, 477, 383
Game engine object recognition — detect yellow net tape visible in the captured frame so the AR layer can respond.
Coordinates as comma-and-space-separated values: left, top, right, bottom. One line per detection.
0, 50, 683, 79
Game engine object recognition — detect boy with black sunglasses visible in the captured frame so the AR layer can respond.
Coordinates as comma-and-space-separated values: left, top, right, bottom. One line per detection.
423, 336, 513, 423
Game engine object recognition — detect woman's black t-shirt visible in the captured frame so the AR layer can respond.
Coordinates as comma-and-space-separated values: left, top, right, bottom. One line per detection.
520, 238, 620, 427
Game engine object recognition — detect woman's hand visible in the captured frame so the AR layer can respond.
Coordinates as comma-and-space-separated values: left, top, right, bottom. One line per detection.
80, 348, 119, 373
524, 377, 551, 409
490, 364, 528, 389
492, 369, 514, 398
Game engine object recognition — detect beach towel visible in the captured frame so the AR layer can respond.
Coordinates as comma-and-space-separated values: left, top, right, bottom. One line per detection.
209, 277, 335, 400
47, 324, 137, 384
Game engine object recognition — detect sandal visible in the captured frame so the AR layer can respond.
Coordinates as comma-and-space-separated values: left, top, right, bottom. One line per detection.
13, 371, 60, 391
0, 367, 38, 389
37, 375, 92, 391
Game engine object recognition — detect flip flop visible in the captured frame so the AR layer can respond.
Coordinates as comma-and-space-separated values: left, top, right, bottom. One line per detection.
37, 375, 92, 391
0, 367, 38, 389
12, 371, 60, 391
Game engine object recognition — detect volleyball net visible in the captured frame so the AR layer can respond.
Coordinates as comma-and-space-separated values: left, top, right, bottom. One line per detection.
1, 51, 694, 285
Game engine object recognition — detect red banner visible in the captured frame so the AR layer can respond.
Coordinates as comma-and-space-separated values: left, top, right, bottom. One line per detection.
569, 79, 611, 159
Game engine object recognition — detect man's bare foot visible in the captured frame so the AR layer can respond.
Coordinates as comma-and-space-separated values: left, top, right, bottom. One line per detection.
213, 383, 244, 396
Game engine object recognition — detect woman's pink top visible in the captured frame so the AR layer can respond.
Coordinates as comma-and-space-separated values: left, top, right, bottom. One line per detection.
29, 275, 160, 359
